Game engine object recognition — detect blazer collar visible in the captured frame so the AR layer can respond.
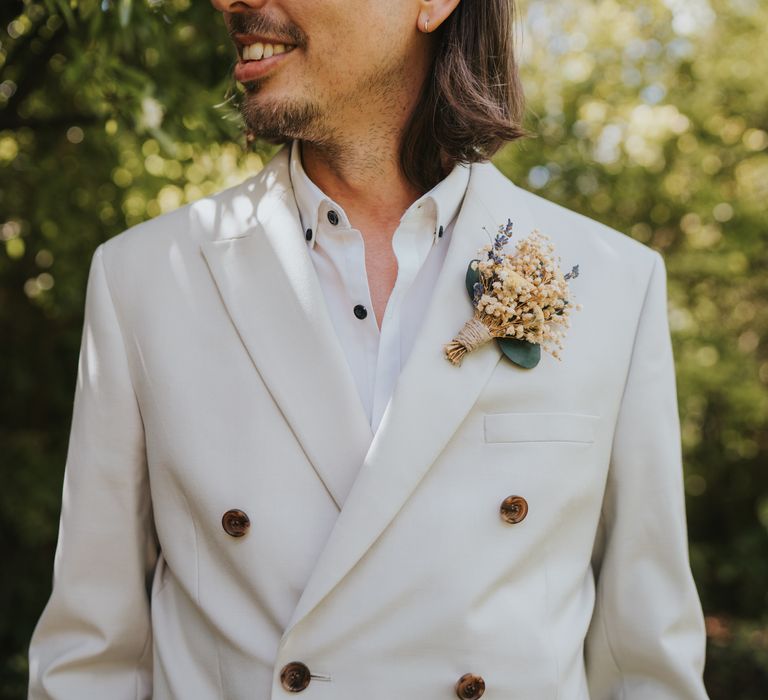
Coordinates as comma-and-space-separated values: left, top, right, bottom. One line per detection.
200, 144, 538, 636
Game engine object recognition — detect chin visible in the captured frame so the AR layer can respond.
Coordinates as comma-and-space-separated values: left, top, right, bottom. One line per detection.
239, 91, 323, 143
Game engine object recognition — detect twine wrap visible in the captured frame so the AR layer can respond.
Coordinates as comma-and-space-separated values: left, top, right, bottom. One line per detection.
443, 316, 493, 365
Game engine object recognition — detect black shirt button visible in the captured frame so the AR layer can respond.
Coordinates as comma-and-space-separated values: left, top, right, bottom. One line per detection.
353, 304, 368, 319
327, 210, 339, 225
305, 228, 313, 241
438, 225, 444, 238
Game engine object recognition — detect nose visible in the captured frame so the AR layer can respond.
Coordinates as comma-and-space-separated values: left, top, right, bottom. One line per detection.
209, 0, 269, 12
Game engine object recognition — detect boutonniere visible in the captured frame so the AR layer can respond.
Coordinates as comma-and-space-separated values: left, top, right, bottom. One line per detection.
443, 220, 581, 368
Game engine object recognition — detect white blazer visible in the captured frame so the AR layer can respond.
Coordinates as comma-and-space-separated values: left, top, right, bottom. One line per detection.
28, 145, 708, 700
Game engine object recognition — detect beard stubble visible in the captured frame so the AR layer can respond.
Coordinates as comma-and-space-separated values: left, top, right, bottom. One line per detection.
237, 41, 412, 160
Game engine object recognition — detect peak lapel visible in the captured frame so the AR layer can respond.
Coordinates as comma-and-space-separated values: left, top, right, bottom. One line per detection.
284, 159, 538, 634
200, 148, 374, 510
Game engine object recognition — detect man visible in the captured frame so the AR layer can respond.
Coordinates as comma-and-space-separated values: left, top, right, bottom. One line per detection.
28, 0, 708, 698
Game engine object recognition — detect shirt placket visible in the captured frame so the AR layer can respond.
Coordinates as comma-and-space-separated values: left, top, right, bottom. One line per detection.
318, 211, 379, 424
370, 212, 435, 432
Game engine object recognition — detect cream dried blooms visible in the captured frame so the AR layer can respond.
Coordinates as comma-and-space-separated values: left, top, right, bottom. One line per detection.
444, 222, 582, 366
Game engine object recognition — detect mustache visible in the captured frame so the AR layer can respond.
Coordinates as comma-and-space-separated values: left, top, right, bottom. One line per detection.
227, 12, 306, 47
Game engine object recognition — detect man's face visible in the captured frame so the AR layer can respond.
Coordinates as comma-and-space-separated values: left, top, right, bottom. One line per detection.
210, 0, 427, 143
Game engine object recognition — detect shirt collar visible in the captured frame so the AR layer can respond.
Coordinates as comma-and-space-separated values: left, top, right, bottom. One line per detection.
289, 138, 348, 246
288, 138, 470, 250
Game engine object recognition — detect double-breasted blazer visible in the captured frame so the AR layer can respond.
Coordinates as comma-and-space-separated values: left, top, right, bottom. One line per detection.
28, 145, 708, 699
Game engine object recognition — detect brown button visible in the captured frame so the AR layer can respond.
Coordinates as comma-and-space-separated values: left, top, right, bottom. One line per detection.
455, 673, 486, 699
500, 495, 528, 524
221, 509, 250, 537
280, 661, 311, 692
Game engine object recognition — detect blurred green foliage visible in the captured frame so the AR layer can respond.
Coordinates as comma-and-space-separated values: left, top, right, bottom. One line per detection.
1, 0, 766, 698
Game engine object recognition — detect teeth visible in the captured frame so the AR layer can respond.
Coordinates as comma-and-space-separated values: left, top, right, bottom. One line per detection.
243, 42, 263, 60
242, 42, 293, 61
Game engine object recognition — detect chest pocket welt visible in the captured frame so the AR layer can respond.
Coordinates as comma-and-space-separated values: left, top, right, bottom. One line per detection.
483, 412, 600, 444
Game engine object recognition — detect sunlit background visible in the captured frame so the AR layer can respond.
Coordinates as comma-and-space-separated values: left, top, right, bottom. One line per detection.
1, 0, 766, 697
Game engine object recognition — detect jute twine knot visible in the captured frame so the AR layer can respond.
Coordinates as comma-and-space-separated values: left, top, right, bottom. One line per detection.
443, 317, 493, 366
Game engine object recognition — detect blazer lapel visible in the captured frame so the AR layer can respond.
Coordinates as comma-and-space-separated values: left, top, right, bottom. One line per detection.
200, 148, 374, 510
284, 159, 538, 634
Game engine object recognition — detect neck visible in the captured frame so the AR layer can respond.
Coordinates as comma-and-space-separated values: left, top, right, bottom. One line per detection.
297, 42, 444, 241
300, 130, 429, 238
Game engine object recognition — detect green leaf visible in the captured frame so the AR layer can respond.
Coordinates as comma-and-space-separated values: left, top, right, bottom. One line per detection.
465, 259, 481, 298
119, 0, 133, 28
498, 337, 541, 368
50, 0, 77, 29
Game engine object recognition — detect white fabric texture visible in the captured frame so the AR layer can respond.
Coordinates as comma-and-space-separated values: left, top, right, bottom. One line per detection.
27, 146, 708, 700
289, 138, 470, 433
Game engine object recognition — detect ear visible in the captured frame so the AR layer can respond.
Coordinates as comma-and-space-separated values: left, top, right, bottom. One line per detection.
417, 0, 462, 33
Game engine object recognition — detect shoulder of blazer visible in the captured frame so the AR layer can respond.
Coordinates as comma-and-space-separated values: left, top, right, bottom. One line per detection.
97, 148, 659, 304
471, 159, 659, 277
98, 144, 292, 271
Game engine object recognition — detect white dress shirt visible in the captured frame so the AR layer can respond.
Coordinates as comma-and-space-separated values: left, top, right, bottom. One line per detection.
288, 139, 471, 434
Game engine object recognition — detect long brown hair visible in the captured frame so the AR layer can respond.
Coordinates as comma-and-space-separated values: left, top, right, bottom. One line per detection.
402, 0, 528, 191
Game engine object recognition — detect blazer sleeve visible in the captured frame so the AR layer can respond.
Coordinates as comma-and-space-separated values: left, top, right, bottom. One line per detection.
585, 251, 709, 699
28, 243, 159, 700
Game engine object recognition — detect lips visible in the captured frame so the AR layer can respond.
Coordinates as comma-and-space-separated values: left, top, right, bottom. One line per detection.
231, 32, 298, 82
233, 50, 295, 82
